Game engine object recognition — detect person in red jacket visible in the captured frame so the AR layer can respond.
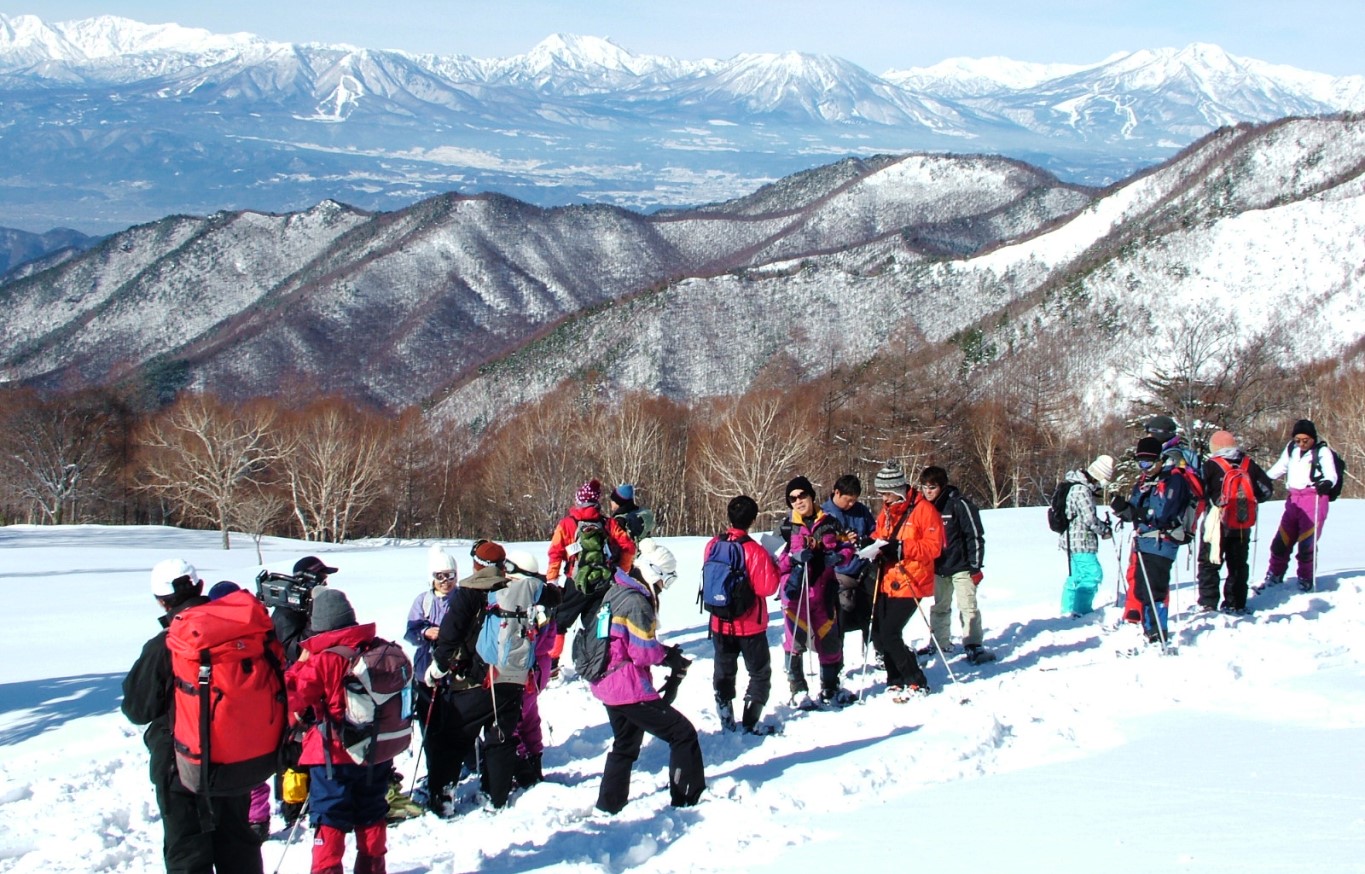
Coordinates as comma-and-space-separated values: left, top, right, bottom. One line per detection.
285, 589, 390, 874
547, 479, 638, 673
704, 495, 781, 735
869, 461, 945, 700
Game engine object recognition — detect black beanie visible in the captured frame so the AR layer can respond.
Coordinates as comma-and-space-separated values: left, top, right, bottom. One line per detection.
1292, 419, 1317, 441
1135, 436, 1163, 459
785, 476, 816, 505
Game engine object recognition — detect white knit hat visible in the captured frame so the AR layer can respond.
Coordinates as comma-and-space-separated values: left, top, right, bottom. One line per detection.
636, 539, 677, 589
427, 544, 457, 576
1087, 455, 1115, 486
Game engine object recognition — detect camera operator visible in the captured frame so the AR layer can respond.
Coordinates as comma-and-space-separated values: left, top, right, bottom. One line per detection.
269, 556, 336, 664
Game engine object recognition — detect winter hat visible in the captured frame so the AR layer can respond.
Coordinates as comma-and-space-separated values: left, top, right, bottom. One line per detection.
1086, 455, 1115, 486
785, 475, 817, 505
873, 462, 908, 497
293, 555, 337, 580
1292, 419, 1318, 441
471, 539, 507, 568
1209, 430, 1238, 452
611, 483, 635, 504
427, 545, 458, 577
504, 550, 540, 577
636, 539, 678, 590
575, 479, 603, 506
207, 580, 241, 601
150, 558, 201, 600
1134, 437, 1163, 460
1144, 415, 1179, 444
310, 588, 357, 632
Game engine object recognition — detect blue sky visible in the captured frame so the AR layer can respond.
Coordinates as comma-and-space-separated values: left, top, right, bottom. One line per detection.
15, 0, 1365, 75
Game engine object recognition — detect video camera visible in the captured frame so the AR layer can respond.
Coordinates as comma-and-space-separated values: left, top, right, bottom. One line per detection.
255, 569, 323, 611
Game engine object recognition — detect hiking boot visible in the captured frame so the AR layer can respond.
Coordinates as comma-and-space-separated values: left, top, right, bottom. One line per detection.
1262, 572, 1284, 588
715, 698, 737, 732
514, 753, 543, 788
963, 644, 996, 665
1197, 603, 1218, 613
819, 687, 857, 707
916, 642, 954, 657
789, 691, 817, 710
743, 722, 779, 736
249, 821, 269, 843
1298, 578, 1313, 592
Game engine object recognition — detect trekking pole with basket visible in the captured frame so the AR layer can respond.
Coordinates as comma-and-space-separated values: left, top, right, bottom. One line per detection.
272, 795, 311, 874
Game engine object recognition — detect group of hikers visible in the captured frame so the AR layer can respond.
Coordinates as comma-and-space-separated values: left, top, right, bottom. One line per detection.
121, 416, 1341, 873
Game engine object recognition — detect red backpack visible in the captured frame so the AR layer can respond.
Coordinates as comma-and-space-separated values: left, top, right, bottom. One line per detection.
1213, 456, 1257, 530
165, 590, 286, 795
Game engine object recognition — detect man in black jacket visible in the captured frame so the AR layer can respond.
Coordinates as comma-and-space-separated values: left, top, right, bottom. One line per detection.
919, 467, 991, 664
1199, 430, 1274, 613
122, 558, 263, 874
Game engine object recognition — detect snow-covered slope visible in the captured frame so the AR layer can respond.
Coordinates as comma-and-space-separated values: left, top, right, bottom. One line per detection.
1, 504, 1362, 872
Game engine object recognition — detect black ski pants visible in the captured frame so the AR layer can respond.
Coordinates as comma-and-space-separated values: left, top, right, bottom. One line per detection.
711, 631, 772, 713
871, 596, 928, 689
1197, 528, 1251, 610
597, 700, 704, 814
424, 682, 523, 811
154, 773, 262, 874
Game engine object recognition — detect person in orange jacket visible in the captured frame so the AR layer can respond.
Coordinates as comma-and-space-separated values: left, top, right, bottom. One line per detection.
868, 461, 945, 700
547, 479, 638, 674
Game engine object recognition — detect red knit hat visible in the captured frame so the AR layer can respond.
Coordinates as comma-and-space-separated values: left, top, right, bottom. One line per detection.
575, 479, 602, 506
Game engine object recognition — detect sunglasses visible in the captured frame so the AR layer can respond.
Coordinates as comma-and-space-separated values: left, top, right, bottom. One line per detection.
787, 492, 812, 504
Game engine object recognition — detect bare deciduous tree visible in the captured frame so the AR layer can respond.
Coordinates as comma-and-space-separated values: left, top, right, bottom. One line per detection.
0, 388, 118, 524
137, 393, 282, 549
277, 399, 396, 543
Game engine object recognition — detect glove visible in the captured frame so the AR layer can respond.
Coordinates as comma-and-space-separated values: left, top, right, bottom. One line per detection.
1108, 495, 1128, 515
791, 548, 813, 564
1314, 479, 1332, 495
969, 570, 983, 586
783, 574, 803, 601
662, 645, 692, 674
658, 672, 683, 706
423, 660, 448, 687
1098, 518, 1114, 540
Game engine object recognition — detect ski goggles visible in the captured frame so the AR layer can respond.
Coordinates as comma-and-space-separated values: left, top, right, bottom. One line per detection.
1137, 458, 1156, 470
432, 571, 456, 584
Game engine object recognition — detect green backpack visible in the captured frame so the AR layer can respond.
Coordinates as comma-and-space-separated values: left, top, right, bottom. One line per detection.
572, 519, 614, 595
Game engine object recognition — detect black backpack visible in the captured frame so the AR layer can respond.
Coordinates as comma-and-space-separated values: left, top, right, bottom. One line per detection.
699, 535, 754, 622
1046, 481, 1074, 534
570, 599, 613, 682
1310, 442, 1347, 502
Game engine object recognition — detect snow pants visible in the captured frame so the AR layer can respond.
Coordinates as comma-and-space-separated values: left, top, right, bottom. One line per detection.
1061, 550, 1102, 616
597, 700, 704, 814
712, 630, 772, 716
930, 570, 982, 647
424, 682, 523, 812
1197, 527, 1251, 610
782, 567, 842, 666
154, 772, 262, 874
1132, 550, 1173, 637
312, 820, 386, 874
307, 763, 389, 874
1267, 487, 1329, 585
872, 596, 928, 690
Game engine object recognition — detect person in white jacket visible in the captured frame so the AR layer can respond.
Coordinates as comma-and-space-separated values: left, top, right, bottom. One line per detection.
1263, 418, 1338, 591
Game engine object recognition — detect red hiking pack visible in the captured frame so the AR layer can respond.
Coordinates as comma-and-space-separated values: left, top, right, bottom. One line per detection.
166, 589, 286, 795
1212, 456, 1257, 530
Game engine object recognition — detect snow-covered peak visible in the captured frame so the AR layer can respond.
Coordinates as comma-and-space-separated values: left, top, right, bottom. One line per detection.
885, 55, 1097, 95
0, 13, 273, 61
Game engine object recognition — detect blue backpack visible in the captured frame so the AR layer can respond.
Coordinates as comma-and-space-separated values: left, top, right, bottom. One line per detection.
699, 535, 754, 622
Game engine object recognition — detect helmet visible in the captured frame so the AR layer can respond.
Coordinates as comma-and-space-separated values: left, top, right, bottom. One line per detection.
150, 558, 200, 599
636, 539, 677, 590
427, 545, 458, 576
504, 550, 540, 577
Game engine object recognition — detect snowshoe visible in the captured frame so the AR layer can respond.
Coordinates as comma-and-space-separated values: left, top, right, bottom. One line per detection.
1298, 578, 1313, 592
915, 642, 954, 657
789, 691, 818, 711
963, 645, 996, 665
742, 722, 780, 737
819, 687, 858, 708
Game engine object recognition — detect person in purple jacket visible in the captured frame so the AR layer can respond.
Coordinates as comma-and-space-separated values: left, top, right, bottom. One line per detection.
590, 539, 704, 814
405, 545, 457, 734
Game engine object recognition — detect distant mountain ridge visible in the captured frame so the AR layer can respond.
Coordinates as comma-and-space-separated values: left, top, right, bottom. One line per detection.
1, 13, 1362, 233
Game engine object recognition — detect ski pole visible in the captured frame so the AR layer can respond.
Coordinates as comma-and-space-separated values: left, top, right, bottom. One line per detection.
1134, 547, 1171, 653
913, 597, 960, 686
406, 680, 442, 796
272, 795, 311, 874
1311, 493, 1322, 592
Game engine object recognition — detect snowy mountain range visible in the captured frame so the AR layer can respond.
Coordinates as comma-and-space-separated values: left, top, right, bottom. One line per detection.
1, 12, 1362, 233
3, 114, 1362, 431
